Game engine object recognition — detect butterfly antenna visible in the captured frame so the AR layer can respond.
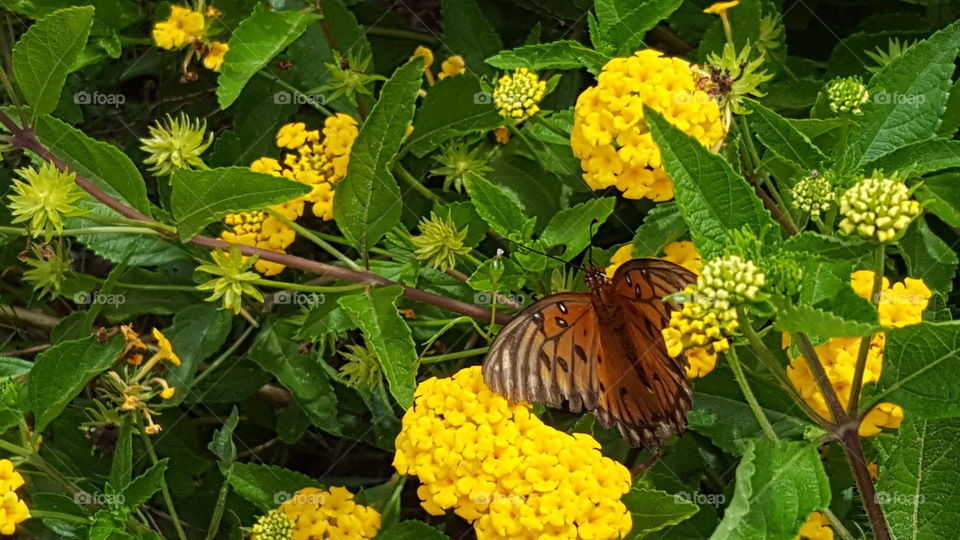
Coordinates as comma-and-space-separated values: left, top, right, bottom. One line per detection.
587, 218, 601, 268
496, 236, 584, 270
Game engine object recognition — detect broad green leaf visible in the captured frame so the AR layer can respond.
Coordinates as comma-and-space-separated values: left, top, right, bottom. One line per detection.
216, 6, 319, 108
630, 202, 688, 258
688, 393, 809, 456
35, 115, 152, 217
774, 304, 879, 338
441, 0, 502, 77
208, 407, 240, 462
377, 521, 448, 540
938, 77, 960, 137
863, 139, 960, 176
170, 167, 309, 241
877, 416, 960, 540
28, 336, 123, 432
709, 440, 831, 540
122, 459, 168, 510
405, 74, 503, 157
624, 487, 698, 537
338, 286, 417, 408
12, 6, 93, 119
595, 0, 682, 56
464, 172, 534, 238
914, 174, 960, 228
109, 420, 133, 489
334, 58, 423, 253
853, 20, 960, 164
320, 0, 372, 63
0, 357, 33, 377
745, 99, 827, 171
224, 462, 321, 511
485, 41, 610, 75
783, 232, 868, 261
872, 321, 960, 418
539, 198, 615, 264
646, 108, 779, 258
898, 218, 958, 295
248, 322, 341, 435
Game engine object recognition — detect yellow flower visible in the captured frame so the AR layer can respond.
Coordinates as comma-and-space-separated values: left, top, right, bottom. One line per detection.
686, 348, 717, 378
145, 423, 162, 435
268, 486, 381, 539
160, 387, 176, 400
152, 6, 205, 50
0, 461, 24, 495
152, 328, 181, 366
704, 0, 740, 14
859, 402, 904, 437
604, 244, 635, 279
394, 366, 633, 539
850, 271, 930, 327
493, 68, 547, 119
411, 46, 434, 69
661, 241, 704, 274
796, 511, 833, 540
493, 126, 510, 144
838, 178, 920, 243
571, 50, 726, 201
203, 41, 229, 72
438, 55, 466, 79
251, 508, 295, 540
0, 491, 29, 535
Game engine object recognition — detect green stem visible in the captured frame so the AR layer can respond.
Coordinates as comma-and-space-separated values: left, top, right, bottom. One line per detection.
255, 70, 334, 116
313, 231, 392, 257
190, 325, 256, 388
0, 60, 27, 127
726, 347, 778, 440
251, 279, 366, 293
29, 510, 91, 524
394, 163, 442, 203
84, 275, 200, 293
80, 213, 177, 234
822, 507, 857, 540
421, 347, 489, 363
362, 26, 441, 44
140, 430, 188, 540
847, 244, 885, 416
265, 209, 362, 271
737, 116, 799, 234
0, 439, 82, 495
0, 226, 159, 238
204, 462, 233, 540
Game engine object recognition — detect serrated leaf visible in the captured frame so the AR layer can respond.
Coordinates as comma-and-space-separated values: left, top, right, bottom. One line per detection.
216, 6, 319, 108
485, 41, 609, 75
28, 336, 123, 432
774, 304, 879, 338
405, 74, 503, 158
35, 114, 152, 217
539, 198, 615, 264
338, 286, 417, 408
122, 459, 167, 510
464, 172, 534, 238
224, 462, 321, 511
376, 521, 449, 540
898, 218, 958, 295
12, 6, 93, 119
208, 407, 240, 462
783, 232, 868, 261
320, 0, 372, 63
248, 322, 341, 435
630, 202, 687, 258
646, 107, 779, 259
441, 0, 502, 77
876, 416, 960, 540
170, 167, 309, 241
689, 393, 810, 456
853, 20, 960, 164
334, 58, 423, 253
863, 139, 960, 176
624, 487, 699, 537
745, 99, 827, 171
709, 440, 831, 540
595, 0, 682, 56
914, 174, 960, 228
165, 303, 234, 398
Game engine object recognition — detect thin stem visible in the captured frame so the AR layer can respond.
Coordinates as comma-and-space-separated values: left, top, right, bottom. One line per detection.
0, 60, 27, 127
726, 347, 778, 440
363, 26, 441, 44
80, 213, 177, 234
840, 429, 891, 540
255, 69, 334, 116
265, 209, 362, 271
737, 116, 799, 235
140, 429, 188, 540
394, 162, 442, 203
794, 333, 846, 426
191, 325, 256, 388
29, 510, 91, 524
84, 275, 201, 293
822, 507, 856, 540
0, 439, 82, 495
421, 347, 489, 363
251, 279, 367, 294
847, 244, 885, 416
313, 231, 392, 257
0, 226, 161, 237
204, 462, 233, 540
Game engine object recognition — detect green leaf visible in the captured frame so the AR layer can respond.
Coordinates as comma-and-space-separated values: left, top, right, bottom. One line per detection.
464, 172, 534, 238
441, 0, 502, 77
624, 487, 698, 537
539, 198, 615, 264
877, 416, 960, 539
224, 462, 321, 511
165, 303, 233, 397
122, 459, 168, 510
170, 167, 309, 241
12, 6, 93, 119
208, 407, 240, 462
35, 115, 152, 217
485, 41, 610, 75
28, 335, 123, 432
872, 321, 960, 418
320, 0, 372, 63
216, 5, 320, 108
745, 99, 827, 171
689, 393, 810, 456
338, 286, 417, 408
646, 107, 779, 259
898, 218, 958, 295
774, 304, 879, 338
109, 420, 133, 488
853, 20, 960, 164
377, 521, 449, 540
248, 322, 341, 435
914, 174, 960, 228
334, 58, 423, 253
783, 232, 868, 261
595, 0, 682, 56
630, 202, 688, 258
405, 74, 503, 158
709, 440, 831, 540
863, 139, 960, 176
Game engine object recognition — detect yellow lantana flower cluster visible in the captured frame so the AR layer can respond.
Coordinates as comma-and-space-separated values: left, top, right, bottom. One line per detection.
252, 486, 381, 540
571, 49, 726, 201
151, 6, 229, 72
394, 366, 633, 539
493, 68, 547, 120
0, 460, 29, 535
219, 114, 359, 275
786, 270, 929, 435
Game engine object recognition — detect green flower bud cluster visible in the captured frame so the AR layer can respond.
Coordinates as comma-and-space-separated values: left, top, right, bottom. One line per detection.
791, 173, 835, 217
838, 177, 920, 242
826, 76, 869, 115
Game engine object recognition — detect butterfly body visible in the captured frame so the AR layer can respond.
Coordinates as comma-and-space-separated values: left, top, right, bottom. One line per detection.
483, 259, 696, 448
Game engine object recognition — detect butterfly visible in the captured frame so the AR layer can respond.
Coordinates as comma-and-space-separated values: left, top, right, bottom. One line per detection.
482, 258, 697, 448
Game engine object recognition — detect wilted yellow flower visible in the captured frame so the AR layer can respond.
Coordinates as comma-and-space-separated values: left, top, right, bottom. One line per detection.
493, 68, 547, 119
8, 162, 84, 241
203, 41, 229, 72
152, 6, 205, 50
438, 55, 466, 79
796, 511, 833, 540
493, 126, 510, 144
411, 46, 435, 70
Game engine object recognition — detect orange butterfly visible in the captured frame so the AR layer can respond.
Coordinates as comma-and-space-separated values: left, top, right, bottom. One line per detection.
482, 259, 697, 448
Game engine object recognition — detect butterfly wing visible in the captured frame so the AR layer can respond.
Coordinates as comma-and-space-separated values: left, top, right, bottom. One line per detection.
483, 293, 601, 413
593, 259, 697, 447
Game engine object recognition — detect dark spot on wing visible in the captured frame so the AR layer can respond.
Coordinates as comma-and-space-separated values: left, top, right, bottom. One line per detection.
574, 344, 588, 363
555, 317, 568, 329
540, 351, 551, 369
557, 301, 568, 314
557, 357, 569, 372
